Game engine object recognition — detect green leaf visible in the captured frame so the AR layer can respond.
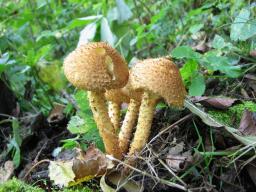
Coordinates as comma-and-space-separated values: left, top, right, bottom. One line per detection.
77, 22, 97, 47
212, 35, 225, 49
189, 73, 205, 96
116, 0, 133, 24
189, 24, 204, 34
180, 60, 198, 83
101, 17, 116, 46
12, 119, 22, 146
230, 8, 256, 41
65, 15, 102, 31
67, 116, 87, 134
171, 46, 201, 60
203, 53, 241, 77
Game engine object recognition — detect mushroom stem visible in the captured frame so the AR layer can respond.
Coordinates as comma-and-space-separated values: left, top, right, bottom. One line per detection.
119, 99, 140, 154
87, 91, 122, 159
108, 101, 121, 133
127, 92, 158, 159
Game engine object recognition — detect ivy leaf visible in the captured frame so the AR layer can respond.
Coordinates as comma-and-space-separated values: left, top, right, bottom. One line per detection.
189, 73, 205, 96
180, 60, 198, 84
212, 35, 225, 49
67, 116, 87, 134
230, 8, 256, 41
171, 46, 201, 60
203, 53, 242, 77
189, 24, 204, 34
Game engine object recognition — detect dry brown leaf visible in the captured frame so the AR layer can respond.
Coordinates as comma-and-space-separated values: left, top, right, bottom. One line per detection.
49, 146, 113, 187
47, 102, 66, 124
0, 161, 14, 184
250, 50, 256, 57
191, 96, 238, 109
166, 142, 192, 172
238, 110, 256, 136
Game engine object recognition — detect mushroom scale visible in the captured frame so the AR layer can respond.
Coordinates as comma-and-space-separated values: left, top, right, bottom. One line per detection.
63, 42, 129, 160
126, 58, 186, 165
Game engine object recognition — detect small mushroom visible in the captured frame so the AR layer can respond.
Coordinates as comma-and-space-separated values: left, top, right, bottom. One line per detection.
127, 58, 186, 163
63, 42, 129, 159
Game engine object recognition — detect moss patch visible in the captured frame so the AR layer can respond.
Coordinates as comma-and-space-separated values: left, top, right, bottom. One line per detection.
0, 178, 95, 192
208, 101, 256, 127
0, 178, 43, 192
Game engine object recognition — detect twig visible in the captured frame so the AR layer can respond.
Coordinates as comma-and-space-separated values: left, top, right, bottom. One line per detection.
107, 155, 188, 191
23, 159, 51, 180
33, 141, 48, 163
148, 114, 193, 144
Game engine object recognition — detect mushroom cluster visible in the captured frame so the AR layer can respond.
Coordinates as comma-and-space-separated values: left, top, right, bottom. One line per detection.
63, 42, 186, 170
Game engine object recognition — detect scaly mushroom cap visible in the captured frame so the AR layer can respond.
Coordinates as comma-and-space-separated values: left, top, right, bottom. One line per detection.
130, 58, 186, 107
64, 42, 129, 91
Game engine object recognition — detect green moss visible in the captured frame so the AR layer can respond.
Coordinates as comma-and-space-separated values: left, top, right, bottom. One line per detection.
208, 101, 256, 127
0, 178, 43, 192
0, 178, 95, 192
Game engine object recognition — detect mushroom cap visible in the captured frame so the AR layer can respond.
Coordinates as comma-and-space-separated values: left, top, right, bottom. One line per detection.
130, 58, 186, 107
63, 42, 129, 91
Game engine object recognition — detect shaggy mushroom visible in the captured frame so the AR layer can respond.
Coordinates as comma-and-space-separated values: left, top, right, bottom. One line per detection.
127, 58, 186, 162
63, 42, 129, 159
105, 89, 130, 132
118, 80, 142, 154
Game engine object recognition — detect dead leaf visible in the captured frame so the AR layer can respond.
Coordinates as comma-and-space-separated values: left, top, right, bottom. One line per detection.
193, 41, 208, 53
0, 161, 14, 184
49, 160, 75, 187
107, 172, 143, 192
49, 146, 113, 187
250, 50, 256, 57
47, 102, 66, 125
244, 74, 256, 81
191, 96, 238, 109
238, 110, 256, 136
166, 142, 192, 172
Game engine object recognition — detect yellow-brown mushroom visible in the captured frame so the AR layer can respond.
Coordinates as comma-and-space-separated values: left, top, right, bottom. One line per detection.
118, 80, 142, 155
105, 81, 142, 155
105, 89, 130, 132
126, 58, 186, 163
63, 42, 129, 159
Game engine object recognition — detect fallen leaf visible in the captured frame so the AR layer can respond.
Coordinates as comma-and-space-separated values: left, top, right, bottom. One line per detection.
238, 110, 256, 136
166, 142, 192, 172
193, 41, 208, 53
250, 50, 256, 57
48, 160, 75, 187
47, 103, 66, 125
244, 74, 256, 81
49, 146, 113, 187
107, 171, 143, 192
191, 96, 238, 109
0, 161, 14, 184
